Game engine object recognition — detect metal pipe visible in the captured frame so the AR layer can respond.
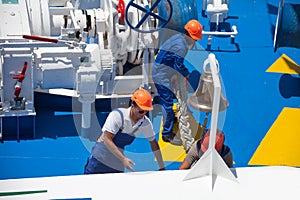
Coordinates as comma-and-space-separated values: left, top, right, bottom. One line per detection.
202, 25, 238, 36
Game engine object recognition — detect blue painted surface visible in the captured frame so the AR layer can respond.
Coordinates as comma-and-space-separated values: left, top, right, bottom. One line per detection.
1, 0, 300, 180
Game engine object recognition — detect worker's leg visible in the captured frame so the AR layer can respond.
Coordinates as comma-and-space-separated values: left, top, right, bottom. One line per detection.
155, 84, 182, 145
159, 91, 175, 137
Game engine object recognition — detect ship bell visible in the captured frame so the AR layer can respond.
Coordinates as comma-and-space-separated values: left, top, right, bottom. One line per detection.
188, 73, 229, 113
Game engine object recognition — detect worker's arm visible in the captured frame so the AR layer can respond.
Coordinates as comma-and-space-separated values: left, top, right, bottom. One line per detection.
179, 159, 192, 170
103, 131, 135, 172
179, 142, 199, 170
149, 139, 165, 170
173, 56, 189, 78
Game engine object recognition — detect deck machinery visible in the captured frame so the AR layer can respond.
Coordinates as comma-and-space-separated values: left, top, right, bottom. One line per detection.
0, 0, 195, 140
0, 0, 237, 144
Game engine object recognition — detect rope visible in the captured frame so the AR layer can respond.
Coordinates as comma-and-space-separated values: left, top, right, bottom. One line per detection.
174, 76, 194, 152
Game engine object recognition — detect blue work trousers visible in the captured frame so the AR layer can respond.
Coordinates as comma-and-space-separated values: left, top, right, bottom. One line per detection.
154, 83, 176, 137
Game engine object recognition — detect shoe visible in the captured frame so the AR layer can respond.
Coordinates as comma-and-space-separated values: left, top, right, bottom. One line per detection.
162, 133, 182, 146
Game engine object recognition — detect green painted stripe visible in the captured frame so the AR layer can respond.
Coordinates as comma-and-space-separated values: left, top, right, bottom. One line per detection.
0, 190, 47, 196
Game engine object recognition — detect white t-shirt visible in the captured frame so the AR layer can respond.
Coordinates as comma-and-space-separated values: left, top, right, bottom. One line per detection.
102, 107, 156, 141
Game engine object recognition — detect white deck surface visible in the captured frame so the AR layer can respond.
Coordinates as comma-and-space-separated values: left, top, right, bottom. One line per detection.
0, 166, 299, 200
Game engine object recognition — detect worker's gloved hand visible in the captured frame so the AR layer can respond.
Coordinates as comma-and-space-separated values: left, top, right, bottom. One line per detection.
171, 74, 177, 87
185, 74, 190, 91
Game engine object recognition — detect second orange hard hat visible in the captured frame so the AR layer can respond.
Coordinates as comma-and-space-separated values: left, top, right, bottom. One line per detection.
131, 88, 153, 111
201, 129, 225, 152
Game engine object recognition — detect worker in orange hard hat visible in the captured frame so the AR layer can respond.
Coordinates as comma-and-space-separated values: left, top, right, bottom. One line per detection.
130, 88, 153, 111
179, 129, 233, 169
184, 19, 203, 40
84, 88, 165, 174
152, 19, 203, 146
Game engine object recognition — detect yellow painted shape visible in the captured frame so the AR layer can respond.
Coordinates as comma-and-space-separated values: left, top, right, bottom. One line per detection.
249, 107, 300, 167
266, 54, 300, 74
158, 120, 186, 162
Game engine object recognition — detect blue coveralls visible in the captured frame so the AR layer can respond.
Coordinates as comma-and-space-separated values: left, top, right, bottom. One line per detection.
152, 33, 190, 138
84, 131, 135, 174
84, 109, 143, 174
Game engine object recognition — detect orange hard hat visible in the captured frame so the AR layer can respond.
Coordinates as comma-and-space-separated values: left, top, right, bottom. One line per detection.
184, 19, 203, 40
201, 129, 225, 152
131, 88, 153, 111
